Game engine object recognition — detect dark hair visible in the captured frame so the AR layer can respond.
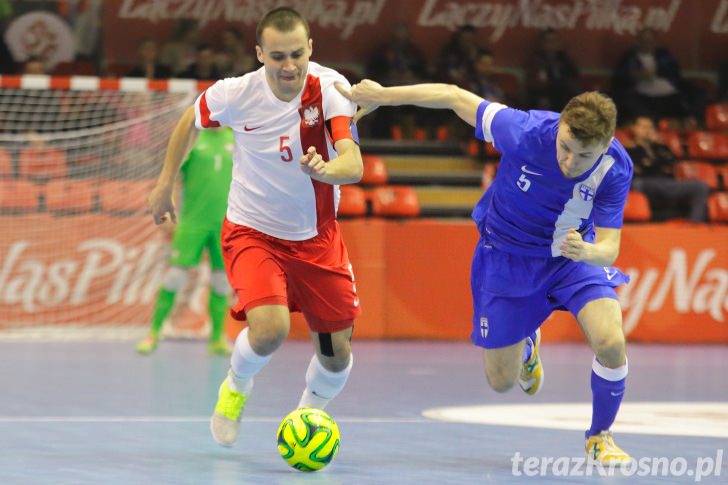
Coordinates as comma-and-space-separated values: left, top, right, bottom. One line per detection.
256, 7, 310, 45
560, 91, 617, 146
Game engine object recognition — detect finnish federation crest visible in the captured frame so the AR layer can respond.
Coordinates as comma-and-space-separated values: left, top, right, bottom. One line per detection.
303, 106, 321, 127
479, 317, 489, 338
579, 183, 596, 201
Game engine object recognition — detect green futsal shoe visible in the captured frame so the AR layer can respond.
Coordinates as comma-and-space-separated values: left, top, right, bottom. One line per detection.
136, 334, 159, 354
208, 339, 232, 356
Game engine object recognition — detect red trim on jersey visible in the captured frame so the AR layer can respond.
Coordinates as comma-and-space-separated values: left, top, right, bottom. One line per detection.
198, 90, 221, 128
328, 116, 354, 142
299, 74, 335, 232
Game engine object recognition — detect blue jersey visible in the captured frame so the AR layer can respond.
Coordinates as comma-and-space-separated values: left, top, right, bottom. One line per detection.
472, 101, 633, 258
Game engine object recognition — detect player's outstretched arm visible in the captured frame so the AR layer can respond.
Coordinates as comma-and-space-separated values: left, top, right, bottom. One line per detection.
336, 80, 485, 127
148, 105, 199, 224
299, 139, 363, 185
560, 227, 622, 266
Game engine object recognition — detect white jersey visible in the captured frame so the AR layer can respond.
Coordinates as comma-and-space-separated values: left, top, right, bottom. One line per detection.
194, 62, 357, 240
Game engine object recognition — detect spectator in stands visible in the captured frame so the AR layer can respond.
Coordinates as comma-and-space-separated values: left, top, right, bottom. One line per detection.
367, 21, 428, 86
626, 116, 709, 222
365, 21, 429, 138
612, 27, 703, 123
436, 24, 481, 87
180, 44, 222, 80
0, 31, 15, 74
468, 49, 507, 104
22, 55, 49, 74
525, 28, 580, 111
718, 59, 728, 101
159, 18, 199, 76
127, 38, 171, 79
214, 27, 256, 77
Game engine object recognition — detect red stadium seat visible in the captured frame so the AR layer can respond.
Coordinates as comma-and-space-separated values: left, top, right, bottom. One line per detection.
337, 184, 367, 217
482, 162, 497, 189
623, 191, 651, 222
674, 161, 720, 190
658, 130, 684, 158
707, 192, 728, 222
706, 103, 728, 132
719, 165, 728, 190
45, 179, 98, 213
613, 128, 633, 147
0, 149, 13, 177
687, 132, 728, 160
370, 186, 420, 217
360, 154, 388, 185
18, 147, 67, 180
485, 142, 501, 158
0, 179, 41, 211
99, 179, 155, 213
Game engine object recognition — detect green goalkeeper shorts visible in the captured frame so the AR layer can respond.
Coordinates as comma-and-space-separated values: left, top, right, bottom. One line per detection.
168, 223, 225, 270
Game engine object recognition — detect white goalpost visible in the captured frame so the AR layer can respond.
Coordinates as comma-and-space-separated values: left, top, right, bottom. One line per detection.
0, 75, 213, 340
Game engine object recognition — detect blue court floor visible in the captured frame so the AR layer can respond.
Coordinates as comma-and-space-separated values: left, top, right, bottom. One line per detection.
0, 340, 726, 484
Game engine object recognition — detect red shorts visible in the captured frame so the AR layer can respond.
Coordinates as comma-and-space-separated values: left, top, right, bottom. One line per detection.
221, 218, 361, 333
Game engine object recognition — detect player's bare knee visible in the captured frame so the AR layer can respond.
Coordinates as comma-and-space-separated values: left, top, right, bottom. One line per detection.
248, 320, 289, 355
592, 333, 626, 368
317, 352, 351, 373
316, 332, 351, 372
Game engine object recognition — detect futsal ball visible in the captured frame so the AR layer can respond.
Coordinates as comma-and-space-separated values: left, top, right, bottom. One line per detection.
276, 407, 340, 472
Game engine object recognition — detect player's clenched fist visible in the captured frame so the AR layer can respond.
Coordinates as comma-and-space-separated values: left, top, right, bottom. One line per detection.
148, 184, 177, 225
559, 228, 592, 262
300, 146, 327, 181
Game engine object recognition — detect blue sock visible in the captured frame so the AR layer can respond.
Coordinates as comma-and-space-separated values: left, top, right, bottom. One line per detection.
588, 357, 628, 437
522, 331, 537, 363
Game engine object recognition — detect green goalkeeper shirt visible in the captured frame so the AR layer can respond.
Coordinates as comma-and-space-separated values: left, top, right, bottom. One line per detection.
178, 128, 234, 230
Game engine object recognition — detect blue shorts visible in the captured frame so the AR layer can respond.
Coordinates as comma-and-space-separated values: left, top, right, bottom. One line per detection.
470, 237, 629, 349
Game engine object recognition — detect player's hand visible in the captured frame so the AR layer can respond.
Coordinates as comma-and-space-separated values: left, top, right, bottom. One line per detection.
335, 79, 382, 123
299, 146, 327, 181
559, 228, 591, 262
148, 184, 177, 225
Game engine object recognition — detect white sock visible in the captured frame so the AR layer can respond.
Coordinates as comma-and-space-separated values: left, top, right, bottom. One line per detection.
297, 354, 353, 410
228, 327, 271, 395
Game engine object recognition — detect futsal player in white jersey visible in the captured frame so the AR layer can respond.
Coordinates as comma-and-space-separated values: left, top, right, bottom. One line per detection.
148, 7, 364, 447
338, 80, 634, 466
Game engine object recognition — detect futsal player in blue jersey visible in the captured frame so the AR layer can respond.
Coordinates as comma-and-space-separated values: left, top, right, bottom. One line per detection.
337, 80, 633, 466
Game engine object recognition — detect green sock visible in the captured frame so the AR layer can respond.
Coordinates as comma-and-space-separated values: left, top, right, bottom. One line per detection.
150, 288, 176, 336
209, 291, 228, 342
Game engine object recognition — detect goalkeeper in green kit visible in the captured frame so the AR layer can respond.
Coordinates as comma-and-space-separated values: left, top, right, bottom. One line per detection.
137, 127, 234, 355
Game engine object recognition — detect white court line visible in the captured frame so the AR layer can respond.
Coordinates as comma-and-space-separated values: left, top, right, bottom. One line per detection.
0, 416, 433, 424
424, 402, 728, 438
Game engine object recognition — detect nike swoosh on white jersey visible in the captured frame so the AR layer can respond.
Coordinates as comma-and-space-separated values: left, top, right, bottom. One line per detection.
521, 165, 543, 176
